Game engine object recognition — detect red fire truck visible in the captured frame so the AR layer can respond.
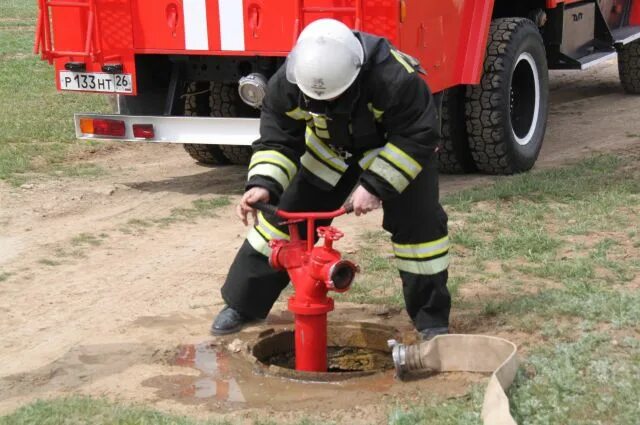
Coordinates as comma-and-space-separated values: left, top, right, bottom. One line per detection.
35, 0, 640, 174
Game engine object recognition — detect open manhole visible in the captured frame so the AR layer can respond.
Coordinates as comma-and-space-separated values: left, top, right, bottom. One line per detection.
249, 322, 397, 382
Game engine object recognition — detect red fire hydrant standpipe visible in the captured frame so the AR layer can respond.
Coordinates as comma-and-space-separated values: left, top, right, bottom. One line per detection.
252, 202, 358, 372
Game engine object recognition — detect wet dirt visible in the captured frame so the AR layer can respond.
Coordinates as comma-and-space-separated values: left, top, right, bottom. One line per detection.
139, 322, 487, 417
0, 343, 162, 400
1, 60, 639, 423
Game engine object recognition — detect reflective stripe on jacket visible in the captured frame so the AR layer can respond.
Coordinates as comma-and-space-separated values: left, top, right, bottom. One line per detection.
246, 32, 440, 201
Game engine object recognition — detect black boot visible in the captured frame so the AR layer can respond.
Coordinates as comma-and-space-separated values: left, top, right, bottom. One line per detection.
210, 306, 255, 336
418, 326, 449, 341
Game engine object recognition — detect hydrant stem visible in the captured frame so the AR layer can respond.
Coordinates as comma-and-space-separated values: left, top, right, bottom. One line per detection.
255, 203, 358, 373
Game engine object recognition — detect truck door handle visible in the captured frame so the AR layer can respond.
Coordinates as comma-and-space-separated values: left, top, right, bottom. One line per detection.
166, 3, 179, 37
418, 23, 427, 48
248, 4, 261, 37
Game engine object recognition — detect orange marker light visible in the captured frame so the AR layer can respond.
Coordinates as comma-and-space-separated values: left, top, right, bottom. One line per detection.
79, 118, 94, 134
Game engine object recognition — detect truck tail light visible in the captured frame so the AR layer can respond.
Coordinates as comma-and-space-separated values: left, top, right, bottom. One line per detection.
132, 124, 154, 139
400, 0, 406, 23
79, 118, 126, 137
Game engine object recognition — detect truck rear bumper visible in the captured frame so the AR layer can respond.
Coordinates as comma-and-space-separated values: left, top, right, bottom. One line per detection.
74, 114, 259, 145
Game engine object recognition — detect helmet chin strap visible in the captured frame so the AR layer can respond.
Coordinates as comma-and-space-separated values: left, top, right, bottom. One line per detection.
301, 78, 362, 116
302, 95, 333, 115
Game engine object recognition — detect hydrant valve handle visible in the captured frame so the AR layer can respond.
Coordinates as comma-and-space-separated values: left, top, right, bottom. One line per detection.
343, 201, 354, 214
279, 218, 305, 226
251, 201, 278, 216
317, 226, 344, 241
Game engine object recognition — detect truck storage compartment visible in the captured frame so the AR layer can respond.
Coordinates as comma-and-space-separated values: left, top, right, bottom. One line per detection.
131, 0, 300, 52
130, 0, 399, 54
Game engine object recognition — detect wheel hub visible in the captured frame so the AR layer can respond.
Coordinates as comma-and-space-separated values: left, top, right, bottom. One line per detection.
510, 52, 540, 146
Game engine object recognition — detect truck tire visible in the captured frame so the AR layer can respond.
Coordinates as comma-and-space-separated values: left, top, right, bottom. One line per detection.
618, 40, 640, 94
183, 82, 256, 165
219, 145, 252, 164
465, 18, 549, 174
183, 143, 229, 165
183, 82, 230, 165
437, 87, 476, 174
211, 82, 255, 165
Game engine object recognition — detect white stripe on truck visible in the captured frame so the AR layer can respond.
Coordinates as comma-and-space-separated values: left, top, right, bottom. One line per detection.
183, 0, 209, 50
218, 0, 245, 51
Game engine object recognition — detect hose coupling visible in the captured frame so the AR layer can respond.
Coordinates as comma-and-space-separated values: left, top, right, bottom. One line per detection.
387, 339, 408, 379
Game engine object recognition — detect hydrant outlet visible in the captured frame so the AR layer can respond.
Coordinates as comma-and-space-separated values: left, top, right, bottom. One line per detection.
328, 260, 358, 291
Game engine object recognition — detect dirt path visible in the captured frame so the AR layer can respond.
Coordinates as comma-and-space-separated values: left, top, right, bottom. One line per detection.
0, 60, 639, 423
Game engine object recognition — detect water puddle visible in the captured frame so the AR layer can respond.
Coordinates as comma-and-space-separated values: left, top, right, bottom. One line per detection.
164, 343, 246, 403
142, 323, 486, 413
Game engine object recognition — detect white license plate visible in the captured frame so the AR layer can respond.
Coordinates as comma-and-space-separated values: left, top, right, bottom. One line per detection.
59, 71, 133, 93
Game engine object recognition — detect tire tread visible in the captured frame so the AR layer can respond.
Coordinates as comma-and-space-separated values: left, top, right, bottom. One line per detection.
182, 82, 253, 165
619, 40, 640, 94
183, 82, 229, 165
465, 18, 546, 174
438, 88, 476, 173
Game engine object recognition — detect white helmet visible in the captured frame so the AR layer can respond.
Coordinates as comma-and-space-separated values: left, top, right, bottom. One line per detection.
286, 19, 364, 100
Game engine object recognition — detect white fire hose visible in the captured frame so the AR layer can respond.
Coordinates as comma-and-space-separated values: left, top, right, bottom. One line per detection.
388, 335, 519, 425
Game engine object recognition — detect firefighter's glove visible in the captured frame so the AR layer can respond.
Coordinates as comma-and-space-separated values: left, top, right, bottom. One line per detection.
349, 185, 381, 217
237, 187, 270, 226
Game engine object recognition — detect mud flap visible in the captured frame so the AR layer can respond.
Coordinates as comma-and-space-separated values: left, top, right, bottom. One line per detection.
392, 334, 518, 425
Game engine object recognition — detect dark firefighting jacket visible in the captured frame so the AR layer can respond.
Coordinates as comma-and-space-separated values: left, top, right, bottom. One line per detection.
246, 32, 440, 202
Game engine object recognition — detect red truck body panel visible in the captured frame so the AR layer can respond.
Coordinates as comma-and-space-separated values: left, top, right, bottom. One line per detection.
632, 0, 640, 24
39, 0, 500, 94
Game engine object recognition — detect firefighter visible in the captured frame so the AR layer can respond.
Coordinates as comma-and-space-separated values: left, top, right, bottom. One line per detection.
212, 19, 450, 340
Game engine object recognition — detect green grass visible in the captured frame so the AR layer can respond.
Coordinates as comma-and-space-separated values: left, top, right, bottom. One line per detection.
340, 230, 404, 306
369, 152, 640, 424
163, 197, 234, 223
121, 196, 232, 232
53, 246, 86, 259
442, 155, 637, 207
57, 163, 106, 178
0, 396, 331, 425
390, 386, 484, 425
510, 333, 640, 424
486, 287, 640, 329
0, 396, 231, 425
0, 0, 36, 23
0, 271, 12, 282
254, 420, 328, 425
41, 197, 232, 265
37, 258, 61, 266
70, 232, 105, 247
48, 233, 111, 260
0, 1, 110, 181
125, 218, 154, 228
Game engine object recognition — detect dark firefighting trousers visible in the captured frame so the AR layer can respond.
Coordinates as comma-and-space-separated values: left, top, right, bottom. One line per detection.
221, 156, 450, 331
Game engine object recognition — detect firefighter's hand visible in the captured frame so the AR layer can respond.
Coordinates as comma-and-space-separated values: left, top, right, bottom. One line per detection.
237, 187, 270, 226
350, 185, 381, 216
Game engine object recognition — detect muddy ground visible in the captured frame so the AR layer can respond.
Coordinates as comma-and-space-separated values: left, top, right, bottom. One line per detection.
1, 60, 639, 424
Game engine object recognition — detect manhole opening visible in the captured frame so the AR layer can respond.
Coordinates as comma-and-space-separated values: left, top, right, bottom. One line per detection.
249, 322, 397, 382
